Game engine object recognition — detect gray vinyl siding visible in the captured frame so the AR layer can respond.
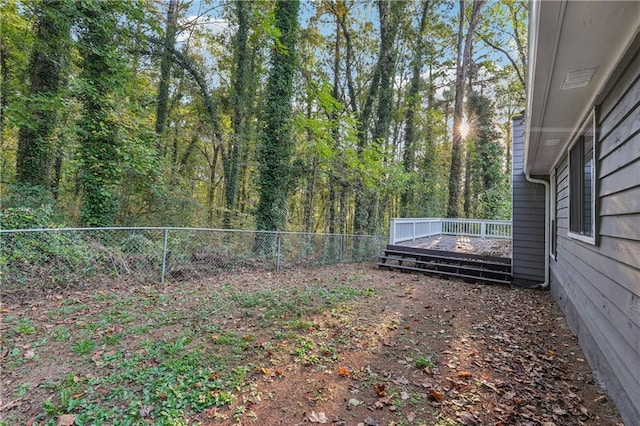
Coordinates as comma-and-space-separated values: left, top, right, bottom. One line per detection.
550, 45, 640, 424
511, 115, 546, 284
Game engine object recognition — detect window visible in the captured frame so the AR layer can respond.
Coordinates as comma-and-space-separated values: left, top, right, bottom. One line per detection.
568, 111, 596, 244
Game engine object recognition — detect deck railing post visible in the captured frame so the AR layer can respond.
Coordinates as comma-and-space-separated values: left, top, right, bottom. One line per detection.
389, 219, 396, 245
481, 222, 486, 239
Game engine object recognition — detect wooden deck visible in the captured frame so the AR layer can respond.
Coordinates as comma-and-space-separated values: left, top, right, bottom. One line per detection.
378, 245, 512, 285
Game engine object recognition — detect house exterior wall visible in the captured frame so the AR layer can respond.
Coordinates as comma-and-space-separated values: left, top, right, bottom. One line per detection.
550, 46, 640, 424
511, 114, 546, 285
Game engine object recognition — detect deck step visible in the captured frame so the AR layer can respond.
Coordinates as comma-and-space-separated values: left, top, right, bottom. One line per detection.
378, 245, 512, 285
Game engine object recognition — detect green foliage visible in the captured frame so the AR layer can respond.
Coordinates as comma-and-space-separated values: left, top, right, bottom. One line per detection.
255, 0, 300, 233
466, 92, 508, 219
0, 0, 524, 232
414, 355, 435, 369
15, 0, 73, 189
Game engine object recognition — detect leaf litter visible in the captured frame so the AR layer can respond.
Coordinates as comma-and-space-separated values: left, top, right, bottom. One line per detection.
0, 263, 624, 425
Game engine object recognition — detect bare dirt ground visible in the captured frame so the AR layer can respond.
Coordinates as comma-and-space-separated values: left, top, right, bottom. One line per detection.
399, 236, 512, 258
0, 263, 623, 425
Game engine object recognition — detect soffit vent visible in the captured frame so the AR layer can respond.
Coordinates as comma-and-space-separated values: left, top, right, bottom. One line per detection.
562, 67, 598, 90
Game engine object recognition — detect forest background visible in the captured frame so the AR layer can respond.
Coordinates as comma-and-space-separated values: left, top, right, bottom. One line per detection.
0, 0, 527, 235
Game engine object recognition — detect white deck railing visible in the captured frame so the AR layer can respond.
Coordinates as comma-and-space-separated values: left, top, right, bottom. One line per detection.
389, 218, 512, 245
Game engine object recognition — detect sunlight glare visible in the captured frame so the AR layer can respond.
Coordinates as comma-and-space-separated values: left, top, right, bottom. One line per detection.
459, 118, 470, 139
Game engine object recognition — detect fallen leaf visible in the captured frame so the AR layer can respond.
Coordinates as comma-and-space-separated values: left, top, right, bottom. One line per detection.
580, 406, 589, 416
90, 350, 104, 361
259, 367, 271, 376
406, 412, 416, 421
392, 376, 409, 385
57, 414, 76, 426
428, 389, 444, 401
139, 405, 154, 418
363, 416, 379, 426
552, 407, 567, 416
373, 383, 386, 397
593, 395, 607, 403
24, 350, 36, 359
459, 412, 478, 425
457, 370, 472, 379
338, 367, 350, 377
400, 391, 409, 400
309, 411, 328, 423
348, 398, 362, 406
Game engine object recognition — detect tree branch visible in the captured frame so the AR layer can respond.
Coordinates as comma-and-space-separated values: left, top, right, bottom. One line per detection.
478, 35, 525, 88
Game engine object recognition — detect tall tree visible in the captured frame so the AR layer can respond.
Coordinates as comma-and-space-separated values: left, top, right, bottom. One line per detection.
15, 1, 71, 190
401, 1, 430, 216
468, 92, 504, 218
76, 1, 130, 226
353, 0, 402, 235
447, 0, 485, 218
255, 0, 301, 232
155, 0, 178, 136
223, 0, 253, 228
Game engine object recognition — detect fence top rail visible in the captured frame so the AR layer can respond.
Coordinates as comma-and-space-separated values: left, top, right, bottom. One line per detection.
442, 218, 511, 224
391, 218, 511, 224
0, 226, 383, 239
391, 218, 442, 221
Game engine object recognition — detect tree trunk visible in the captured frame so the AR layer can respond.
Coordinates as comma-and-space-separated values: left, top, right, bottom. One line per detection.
354, 0, 401, 235
16, 1, 70, 189
223, 0, 253, 228
401, 1, 430, 216
447, 0, 484, 218
77, 3, 124, 226
207, 143, 220, 223
255, 0, 300, 233
155, 0, 178, 136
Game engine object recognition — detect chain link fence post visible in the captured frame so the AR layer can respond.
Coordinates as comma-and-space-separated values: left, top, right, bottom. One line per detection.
161, 227, 169, 284
275, 233, 282, 272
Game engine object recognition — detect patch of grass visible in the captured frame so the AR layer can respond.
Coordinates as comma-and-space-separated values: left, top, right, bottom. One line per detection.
71, 338, 97, 355
13, 319, 36, 335
414, 355, 435, 369
33, 343, 237, 425
51, 325, 71, 341
102, 331, 124, 346
102, 308, 137, 324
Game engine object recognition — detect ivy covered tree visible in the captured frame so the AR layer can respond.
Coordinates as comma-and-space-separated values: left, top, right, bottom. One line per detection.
255, 0, 301, 232
76, 1, 133, 226
15, 0, 71, 191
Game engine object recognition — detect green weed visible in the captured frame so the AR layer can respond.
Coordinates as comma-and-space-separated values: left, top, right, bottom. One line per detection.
13, 319, 36, 335
71, 338, 96, 355
414, 355, 435, 369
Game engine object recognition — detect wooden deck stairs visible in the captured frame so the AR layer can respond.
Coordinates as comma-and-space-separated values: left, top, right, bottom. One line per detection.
378, 245, 512, 285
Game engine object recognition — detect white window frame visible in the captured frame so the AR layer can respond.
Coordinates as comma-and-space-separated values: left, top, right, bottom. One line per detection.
550, 168, 557, 259
567, 109, 597, 245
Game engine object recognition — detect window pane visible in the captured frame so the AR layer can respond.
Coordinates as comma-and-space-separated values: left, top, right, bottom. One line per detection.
569, 140, 583, 234
583, 128, 594, 236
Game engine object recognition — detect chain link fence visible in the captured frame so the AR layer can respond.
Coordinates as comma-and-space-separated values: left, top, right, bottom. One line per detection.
0, 227, 386, 299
